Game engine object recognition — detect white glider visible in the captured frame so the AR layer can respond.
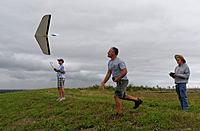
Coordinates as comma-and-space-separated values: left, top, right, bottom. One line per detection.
34, 14, 51, 55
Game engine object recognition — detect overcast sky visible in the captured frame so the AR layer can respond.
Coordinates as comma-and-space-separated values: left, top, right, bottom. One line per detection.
1, 0, 200, 89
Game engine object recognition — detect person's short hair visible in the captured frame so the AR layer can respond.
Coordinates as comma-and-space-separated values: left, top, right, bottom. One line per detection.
57, 58, 64, 63
112, 47, 119, 55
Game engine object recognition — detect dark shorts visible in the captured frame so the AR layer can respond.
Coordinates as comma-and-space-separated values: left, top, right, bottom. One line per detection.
57, 78, 65, 88
115, 80, 129, 99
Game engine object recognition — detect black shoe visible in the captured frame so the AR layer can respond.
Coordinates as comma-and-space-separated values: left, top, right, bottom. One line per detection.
133, 98, 143, 109
116, 113, 124, 117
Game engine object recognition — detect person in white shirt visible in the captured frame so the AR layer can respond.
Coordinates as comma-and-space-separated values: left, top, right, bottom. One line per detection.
54, 59, 66, 101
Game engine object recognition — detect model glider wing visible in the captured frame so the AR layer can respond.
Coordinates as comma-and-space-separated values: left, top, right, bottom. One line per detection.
34, 15, 51, 55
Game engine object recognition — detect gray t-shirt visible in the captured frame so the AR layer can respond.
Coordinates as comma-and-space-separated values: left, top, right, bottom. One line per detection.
108, 57, 128, 80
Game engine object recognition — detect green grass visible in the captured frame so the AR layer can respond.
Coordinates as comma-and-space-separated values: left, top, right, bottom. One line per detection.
1, 88, 200, 130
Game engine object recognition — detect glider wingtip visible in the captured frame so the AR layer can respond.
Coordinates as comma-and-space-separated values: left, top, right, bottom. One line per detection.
43, 14, 51, 18
43, 52, 51, 55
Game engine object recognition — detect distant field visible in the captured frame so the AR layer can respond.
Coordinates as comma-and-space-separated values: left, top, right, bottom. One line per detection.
1, 88, 200, 130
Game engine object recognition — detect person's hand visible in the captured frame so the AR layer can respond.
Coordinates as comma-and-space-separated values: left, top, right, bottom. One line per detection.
169, 72, 175, 78
112, 77, 115, 82
99, 82, 105, 90
113, 77, 120, 82
54, 68, 58, 72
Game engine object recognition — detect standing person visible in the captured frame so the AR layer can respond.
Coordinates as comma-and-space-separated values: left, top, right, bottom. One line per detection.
169, 55, 190, 110
101, 47, 142, 115
54, 58, 66, 102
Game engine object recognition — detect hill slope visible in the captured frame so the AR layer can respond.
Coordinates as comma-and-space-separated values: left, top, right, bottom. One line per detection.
1, 88, 200, 130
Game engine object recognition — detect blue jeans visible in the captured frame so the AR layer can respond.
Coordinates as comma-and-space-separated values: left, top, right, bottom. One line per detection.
175, 83, 188, 110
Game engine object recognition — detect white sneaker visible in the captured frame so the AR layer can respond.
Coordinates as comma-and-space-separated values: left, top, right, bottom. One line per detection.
59, 97, 65, 102
56, 98, 61, 101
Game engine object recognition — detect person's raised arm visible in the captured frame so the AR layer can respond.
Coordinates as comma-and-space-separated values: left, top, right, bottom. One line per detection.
54, 68, 59, 72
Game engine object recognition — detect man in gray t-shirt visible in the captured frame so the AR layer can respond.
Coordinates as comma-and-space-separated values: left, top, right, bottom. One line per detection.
108, 57, 128, 80
101, 47, 142, 116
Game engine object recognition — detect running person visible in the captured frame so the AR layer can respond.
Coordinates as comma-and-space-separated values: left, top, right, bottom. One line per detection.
101, 47, 142, 115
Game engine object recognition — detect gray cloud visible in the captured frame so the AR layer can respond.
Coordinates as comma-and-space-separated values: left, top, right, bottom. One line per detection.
1, 0, 200, 89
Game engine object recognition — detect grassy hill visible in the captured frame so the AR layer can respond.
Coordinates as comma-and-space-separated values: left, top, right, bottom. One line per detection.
1, 87, 200, 130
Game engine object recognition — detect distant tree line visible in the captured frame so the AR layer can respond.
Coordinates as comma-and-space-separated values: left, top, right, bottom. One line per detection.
84, 84, 177, 91
0, 89, 24, 93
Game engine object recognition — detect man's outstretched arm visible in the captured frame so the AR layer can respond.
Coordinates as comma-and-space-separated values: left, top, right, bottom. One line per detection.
101, 70, 112, 87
